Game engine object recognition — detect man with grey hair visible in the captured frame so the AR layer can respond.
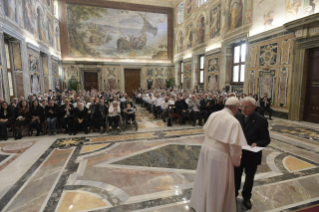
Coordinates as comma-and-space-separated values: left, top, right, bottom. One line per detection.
235, 96, 271, 210
191, 97, 247, 212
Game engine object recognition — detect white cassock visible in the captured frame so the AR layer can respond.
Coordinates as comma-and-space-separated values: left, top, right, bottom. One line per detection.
190, 108, 247, 212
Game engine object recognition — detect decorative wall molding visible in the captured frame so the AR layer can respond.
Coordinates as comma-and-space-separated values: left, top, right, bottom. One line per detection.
205, 48, 221, 57
27, 43, 41, 53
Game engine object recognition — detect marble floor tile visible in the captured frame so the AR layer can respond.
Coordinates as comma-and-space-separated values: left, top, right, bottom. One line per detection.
283, 156, 316, 172
57, 191, 109, 212
2, 148, 74, 212
81, 144, 109, 154
89, 133, 155, 143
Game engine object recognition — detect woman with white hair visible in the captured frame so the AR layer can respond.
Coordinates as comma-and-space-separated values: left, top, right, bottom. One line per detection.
108, 100, 121, 131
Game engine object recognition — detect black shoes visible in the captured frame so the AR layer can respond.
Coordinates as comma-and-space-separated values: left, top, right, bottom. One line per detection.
243, 199, 252, 209
85, 129, 89, 134
73, 132, 77, 135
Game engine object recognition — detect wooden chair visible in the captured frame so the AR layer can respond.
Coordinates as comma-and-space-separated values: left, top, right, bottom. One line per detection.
8, 123, 15, 137
168, 105, 182, 126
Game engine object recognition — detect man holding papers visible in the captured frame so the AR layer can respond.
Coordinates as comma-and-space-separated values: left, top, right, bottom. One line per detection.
235, 97, 271, 209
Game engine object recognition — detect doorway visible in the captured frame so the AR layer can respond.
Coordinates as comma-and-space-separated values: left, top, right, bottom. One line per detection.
303, 48, 319, 123
84, 72, 98, 91
125, 69, 140, 97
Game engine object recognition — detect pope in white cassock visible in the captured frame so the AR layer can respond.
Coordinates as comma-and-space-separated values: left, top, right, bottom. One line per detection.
190, 97, 248, 212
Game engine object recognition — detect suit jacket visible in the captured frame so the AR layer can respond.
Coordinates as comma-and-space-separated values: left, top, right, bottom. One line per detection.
60, 104, 74, 118
260, 98, 271, 109
235, 112, 271, 166
200, 99, 210, 111
175, 100, 188, 113
188, 99, 201, 113
0, 107, 15, 123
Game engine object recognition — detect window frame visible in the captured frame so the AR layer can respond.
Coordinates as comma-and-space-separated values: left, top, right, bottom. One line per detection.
231, 42, 246, 85
198, 55, 205, 85
4, 40, 15, 99
180, 61, 184, 88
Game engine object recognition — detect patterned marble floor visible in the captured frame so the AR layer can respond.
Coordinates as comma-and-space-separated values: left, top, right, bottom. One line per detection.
0, 115, 319, 211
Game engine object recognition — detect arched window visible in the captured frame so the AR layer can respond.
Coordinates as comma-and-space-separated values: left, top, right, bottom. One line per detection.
177, 2, 184, 25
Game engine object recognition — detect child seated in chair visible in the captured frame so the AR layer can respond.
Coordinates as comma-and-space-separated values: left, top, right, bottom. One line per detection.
124, 103, 136, 125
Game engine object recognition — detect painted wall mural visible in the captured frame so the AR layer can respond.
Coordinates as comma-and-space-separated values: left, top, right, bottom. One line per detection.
210, 4, 221, 39
226, 0, 243, 33
185, 0, 193, 19
37, 6, 48, 43
55, 25, 61, 51
205, 53, 220, 91
47, 14, 54, 47
186, 23, 193, 49
66, 4, 168, 60
3, 0, 15, 21
196, 15, 205, 45
23, 0, 36, 34
12, 42, 22, 71
258, 69, 276, 105
208, 58, 218, 73
184, 62, 192, 89
28, 52, 39, 73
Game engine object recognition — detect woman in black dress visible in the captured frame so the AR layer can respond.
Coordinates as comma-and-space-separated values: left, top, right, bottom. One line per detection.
14, 100, 30, 139
29, 100, 44, 136
0, 102, 15, 140
90, 97, 105, 134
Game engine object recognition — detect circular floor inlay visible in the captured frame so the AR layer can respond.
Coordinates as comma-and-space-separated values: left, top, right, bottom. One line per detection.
3, 141, 33, 151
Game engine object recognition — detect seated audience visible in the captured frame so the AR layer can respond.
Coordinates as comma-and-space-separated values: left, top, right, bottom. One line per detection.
14, 100, 30, 139
59, 99, 74, 135
0, 102, 15, 140
188, 95, 202, 126
108, 101, 121, 131
73, 102, 89, 135
90, 97, 105, 134
45, 100, 59, 135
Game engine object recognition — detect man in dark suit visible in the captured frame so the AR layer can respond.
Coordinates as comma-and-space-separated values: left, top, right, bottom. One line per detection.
175, 94, 189, 125
200, 94, 210, 123
260, 93, 274, 120
235, 97, 271, 209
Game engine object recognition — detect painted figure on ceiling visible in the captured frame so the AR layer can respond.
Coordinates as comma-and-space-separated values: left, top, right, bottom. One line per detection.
210, 5, 221, 38
24, 0, 35, 34
186, 25, 193, 49
3, 0, 15, 20
55, 26, 61, 51
228, 0, 242, 32
197, 16, 205, 44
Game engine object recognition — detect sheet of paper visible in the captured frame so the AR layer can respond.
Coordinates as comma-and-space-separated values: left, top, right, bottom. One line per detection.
242, 145, 264, 153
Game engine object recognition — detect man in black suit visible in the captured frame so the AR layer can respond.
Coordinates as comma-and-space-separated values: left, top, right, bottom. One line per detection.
235, 97, 271, 209
59, 99, 74, 135
260, 93, 274, 120
175, 94, 189, 125
200, 94, 210, 123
